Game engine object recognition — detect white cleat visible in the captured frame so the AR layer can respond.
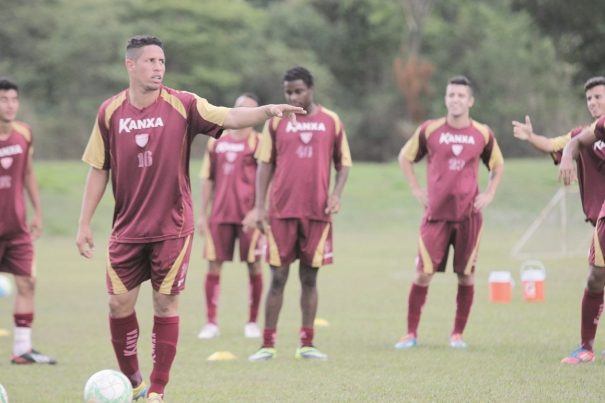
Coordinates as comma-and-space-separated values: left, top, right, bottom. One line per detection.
198, 323, 220, 339
244, 322, 261, 338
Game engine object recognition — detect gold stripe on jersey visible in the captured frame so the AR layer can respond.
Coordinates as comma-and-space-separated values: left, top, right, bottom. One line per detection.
82, 118, 106, 169
425, 118, 446, 139
11, 122, 32, 142
205, 231, 217, 261
256, 120, 275, 163
159, 235, 191, 294
104, 92, 126, 129
199, 139, 215, 179
311, 223, 331, 268
473, 120, 491, 143
339, 130, 353, 167
463, 225, 483, 275
31, 253, 37, 278
418, 236, 433, 274
590, 119, 599, 134
322, 107, 342, 137
194, 95, 229, 126
550, 132, 571, 152
266, 227, 282, 267
247, 229, 262, 263
593, 228, 605, 267
160, 89, 187, 120
400, 126, 422, 162
106, 253, 127, 295
488, 140, 504, 171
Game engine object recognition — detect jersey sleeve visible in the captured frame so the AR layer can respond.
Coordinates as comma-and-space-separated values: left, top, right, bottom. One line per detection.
255, 120, 276, 164
480, 129, 504, 171
333, 120, 352, 171
400, 124, 428, 163
82, 112, 110, 170
549, 131, 574, 165
189, 94, 229, 139
592, 116, 605, 141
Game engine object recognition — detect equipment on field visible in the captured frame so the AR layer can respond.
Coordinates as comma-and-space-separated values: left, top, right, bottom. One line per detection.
520, 260, 545, 302
83, 369, 132, 403
488, 271, 513, 303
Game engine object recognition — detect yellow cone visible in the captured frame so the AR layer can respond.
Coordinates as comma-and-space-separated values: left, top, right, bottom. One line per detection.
0, 328, 9, 337
207, 351, 236, 361
314, 318, 330, 327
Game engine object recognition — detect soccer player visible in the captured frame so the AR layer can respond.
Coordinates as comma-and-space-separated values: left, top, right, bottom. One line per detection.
246, 66, 352, 362
197, 93, 264, 340
0, 78, 56, 365
76, 35, 303, 402
395, 76, 504, 350
513, 76, 605, 227
557, 84, 605, 363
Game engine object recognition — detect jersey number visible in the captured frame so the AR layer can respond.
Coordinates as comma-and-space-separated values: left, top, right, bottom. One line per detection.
296, 145, 313, 159
137, 151, 153, 168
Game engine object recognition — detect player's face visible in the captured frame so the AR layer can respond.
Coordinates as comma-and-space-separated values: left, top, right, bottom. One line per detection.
126, 45, 165, 92
585, 85, 605, 119
0, 89, 19, 123
283, 80, 313, 110
445, 84, 474, 118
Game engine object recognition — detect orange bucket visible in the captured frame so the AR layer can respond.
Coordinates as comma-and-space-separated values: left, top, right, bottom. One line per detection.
488, 271, 513, 303
520, 260, 545, 302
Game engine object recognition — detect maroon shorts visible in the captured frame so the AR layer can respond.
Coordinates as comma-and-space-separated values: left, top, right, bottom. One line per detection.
0, 232, 34, 277
204, 223, 265, 263
107, 235, 192, 295
415, 212, 483, 275
266, 218, 333, 268
589, 218, 605, 267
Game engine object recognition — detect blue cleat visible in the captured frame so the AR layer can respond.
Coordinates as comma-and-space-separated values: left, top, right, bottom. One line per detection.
394, 334, 417, 350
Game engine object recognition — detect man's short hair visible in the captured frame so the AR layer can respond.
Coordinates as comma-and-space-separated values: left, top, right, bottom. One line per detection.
284, 66, 314, 88
584, 76, 605, 92
126, 35, 163, 59
239, 92, 259, 103
0, 78, 18, 93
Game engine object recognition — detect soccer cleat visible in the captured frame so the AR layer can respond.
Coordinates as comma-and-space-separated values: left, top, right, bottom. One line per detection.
248, 347, 276, 361
561, 347, 595, 364
147, 392, 164, 403
11, 349, 57, 364
244, 322, 261, 338
132, 381, 147, 401
197, 323, 220, 339
449, 334, 467, 349
295, 346, 328, 360
394, 334, 417, 350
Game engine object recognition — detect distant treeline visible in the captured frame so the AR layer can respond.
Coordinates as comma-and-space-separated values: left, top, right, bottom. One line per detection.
0, 0, 599, 160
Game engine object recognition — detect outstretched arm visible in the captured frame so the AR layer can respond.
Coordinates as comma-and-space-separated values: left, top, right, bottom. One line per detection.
398, 149, 427, 207
76, 167, 109, 258
223, 105, 305, 129
197, 178, 214, 237
512, 115, 554, 153
23, 152, 43, 240
560, 127, 596, 185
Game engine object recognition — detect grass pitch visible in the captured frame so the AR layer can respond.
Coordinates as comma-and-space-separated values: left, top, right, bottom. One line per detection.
0, 159, 601, 402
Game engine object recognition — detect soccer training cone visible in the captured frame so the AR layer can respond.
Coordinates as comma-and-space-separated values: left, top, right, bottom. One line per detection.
207, 351, 237, 361
314, 318, 330, 327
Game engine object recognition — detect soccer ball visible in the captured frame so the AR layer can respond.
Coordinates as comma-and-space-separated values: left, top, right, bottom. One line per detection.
83, 370, 132, 403
0, 384, 7, 403
0, 274, 12, 298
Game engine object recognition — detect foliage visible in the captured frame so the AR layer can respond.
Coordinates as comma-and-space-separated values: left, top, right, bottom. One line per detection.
0, 0, 590, 160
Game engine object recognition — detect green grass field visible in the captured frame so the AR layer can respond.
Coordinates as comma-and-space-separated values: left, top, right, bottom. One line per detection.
0, 159, 601, 402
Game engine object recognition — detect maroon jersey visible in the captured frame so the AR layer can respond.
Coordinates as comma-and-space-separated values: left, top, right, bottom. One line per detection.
82, 86, 228, 243
550, 127, 605, 225
200, 131, 259, 223
256, 106, 352, 221
401, 117, 504, 221
0, 122, 32, 237
591, 116, 605, 219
